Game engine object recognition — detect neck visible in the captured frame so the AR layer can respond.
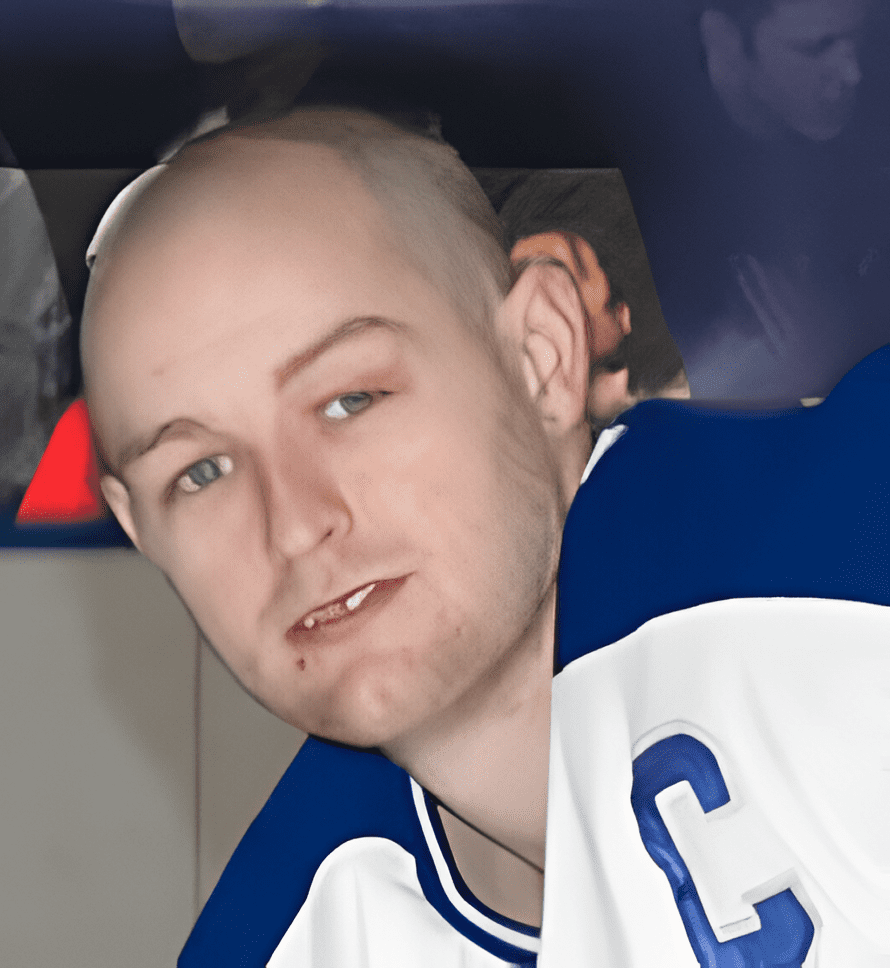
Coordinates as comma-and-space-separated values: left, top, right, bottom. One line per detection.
382, 588, 556, 875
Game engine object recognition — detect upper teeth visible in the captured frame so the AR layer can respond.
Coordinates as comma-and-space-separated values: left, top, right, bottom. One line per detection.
302, 583, 377, 629
346, 583, 376, 610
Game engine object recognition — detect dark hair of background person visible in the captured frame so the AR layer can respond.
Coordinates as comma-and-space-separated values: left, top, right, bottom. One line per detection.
492, 170, 687, 403
695, 0, 776, 51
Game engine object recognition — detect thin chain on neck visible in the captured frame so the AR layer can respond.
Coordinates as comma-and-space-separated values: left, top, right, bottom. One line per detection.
436, 799, 545, 876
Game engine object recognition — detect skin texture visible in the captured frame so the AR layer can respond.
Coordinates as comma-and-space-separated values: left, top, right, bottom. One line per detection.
83, 126, 594, 923
702, 0, 869, 141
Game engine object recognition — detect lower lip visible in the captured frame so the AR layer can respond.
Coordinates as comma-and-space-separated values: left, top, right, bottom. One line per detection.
285, 575, 411, 646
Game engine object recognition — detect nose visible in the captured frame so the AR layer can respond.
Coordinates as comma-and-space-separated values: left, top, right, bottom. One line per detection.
261, 448, 353, 564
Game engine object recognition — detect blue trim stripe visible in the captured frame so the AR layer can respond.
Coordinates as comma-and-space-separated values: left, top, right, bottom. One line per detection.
421, 786, 541, 940
409, 780, 539, 964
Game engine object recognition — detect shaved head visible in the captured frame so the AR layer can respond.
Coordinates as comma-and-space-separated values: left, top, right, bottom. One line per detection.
83, 107, 511, 417
76, 101, 595, 752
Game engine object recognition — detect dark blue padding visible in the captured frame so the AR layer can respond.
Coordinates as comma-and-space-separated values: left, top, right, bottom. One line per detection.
557, 345, 890, 670
179, 738, 537, 966
179, 741, 417, 967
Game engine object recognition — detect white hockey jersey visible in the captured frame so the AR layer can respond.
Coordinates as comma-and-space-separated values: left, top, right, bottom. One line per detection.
181, 348, 890, 968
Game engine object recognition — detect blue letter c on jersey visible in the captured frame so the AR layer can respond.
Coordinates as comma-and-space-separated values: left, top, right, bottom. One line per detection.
631, 734, 814, 967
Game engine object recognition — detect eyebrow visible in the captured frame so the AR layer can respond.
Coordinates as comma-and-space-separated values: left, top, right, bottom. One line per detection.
274, 315, 405, 391
115, 417, 206, 475
114, 315, 405, 475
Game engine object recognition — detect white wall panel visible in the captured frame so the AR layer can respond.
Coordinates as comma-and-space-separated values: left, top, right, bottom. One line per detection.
197, 640, 305, 908
0, 550, 196, 968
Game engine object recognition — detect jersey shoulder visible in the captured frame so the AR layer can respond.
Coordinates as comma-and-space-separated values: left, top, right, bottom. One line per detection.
178, 739, 417, 967
179, 740, 540, 967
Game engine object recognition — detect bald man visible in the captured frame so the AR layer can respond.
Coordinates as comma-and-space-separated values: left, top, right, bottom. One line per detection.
81, 108, 890, 968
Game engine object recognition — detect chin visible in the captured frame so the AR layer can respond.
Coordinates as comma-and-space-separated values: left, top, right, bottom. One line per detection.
297, 689, 419, 752
802, 123, 845, 142
306, 716, 405, 753
795, 109, 851, 143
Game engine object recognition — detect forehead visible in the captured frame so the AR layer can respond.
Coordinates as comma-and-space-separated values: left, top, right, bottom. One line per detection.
91, 137, 394, 303
83, 137, 466, 457
762, 0, 868, 40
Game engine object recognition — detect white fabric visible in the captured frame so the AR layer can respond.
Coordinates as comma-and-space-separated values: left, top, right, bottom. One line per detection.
540, 597, 890, 967
268, 838, 524, 967
580, 424, 627, 484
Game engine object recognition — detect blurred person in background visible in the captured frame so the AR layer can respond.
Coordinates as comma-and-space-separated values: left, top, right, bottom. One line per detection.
0, 164, 74, 512
699, 0, 870, 143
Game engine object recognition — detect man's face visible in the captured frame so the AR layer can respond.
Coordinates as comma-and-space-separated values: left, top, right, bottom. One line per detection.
748, 0, 867, 141
85, 140, 564, 750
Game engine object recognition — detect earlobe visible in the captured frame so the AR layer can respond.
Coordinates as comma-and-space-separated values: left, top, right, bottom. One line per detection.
100, 475, 143, 552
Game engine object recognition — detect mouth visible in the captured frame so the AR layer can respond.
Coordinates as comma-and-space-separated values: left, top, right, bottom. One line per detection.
286, 576, 409, 639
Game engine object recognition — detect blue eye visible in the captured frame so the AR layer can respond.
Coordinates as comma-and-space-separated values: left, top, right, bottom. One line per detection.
175, 455, 233, 495
323, 392, 374, 420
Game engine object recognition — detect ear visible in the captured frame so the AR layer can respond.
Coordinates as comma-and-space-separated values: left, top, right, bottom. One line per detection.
511, 232, 631, 363
700, 9, 746, 84
499, 248, 591, 438
100, 475, 144, 552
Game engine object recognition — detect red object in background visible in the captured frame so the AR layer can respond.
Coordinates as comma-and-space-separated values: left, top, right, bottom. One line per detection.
16, 399, 105, 523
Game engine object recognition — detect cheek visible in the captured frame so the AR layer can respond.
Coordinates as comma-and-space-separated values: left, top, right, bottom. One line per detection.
353, 403, 480, 514
389, 406, 556, 616
377, 423, 505, 553
143, 502, 271, 662
770, 55, 820, 101
587, 309, 625, 361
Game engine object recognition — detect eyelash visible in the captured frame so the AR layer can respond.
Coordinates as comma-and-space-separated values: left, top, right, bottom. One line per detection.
171, 455, 233, 499
321, 390, 389, 421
